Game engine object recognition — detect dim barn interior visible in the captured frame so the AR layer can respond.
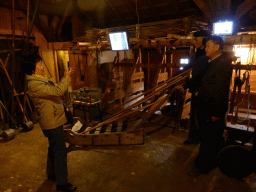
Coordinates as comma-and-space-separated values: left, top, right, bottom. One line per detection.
0, 0, 256, 191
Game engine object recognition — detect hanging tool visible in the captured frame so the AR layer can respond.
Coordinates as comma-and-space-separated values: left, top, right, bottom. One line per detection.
230, 61, 244, 115
2, 128, 15, 141
0, 103, 4, 136
0, 100, 18, 129
0, 58, 27, 121
243, 71, 252, 131
22, 73, 34, 131
0, 100, 16, 141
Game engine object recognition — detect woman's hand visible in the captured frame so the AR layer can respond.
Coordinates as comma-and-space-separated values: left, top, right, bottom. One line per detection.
64, 67, 73, 78
211, 116, 220, 122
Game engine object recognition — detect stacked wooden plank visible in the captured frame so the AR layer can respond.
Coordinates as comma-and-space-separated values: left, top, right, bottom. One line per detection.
122, 59, 145, 108
102, 63, 125, 110
102, 58, 145, 111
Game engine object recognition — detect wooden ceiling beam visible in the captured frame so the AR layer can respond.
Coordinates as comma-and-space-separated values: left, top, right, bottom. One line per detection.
0, 2, 59, 16
122, 0, 138, 18
192, 0, 214, 22
34, 16, 55, 41
172, 1, 180, 13
103, 0, 124, 25
28, 1, 55, 42
236, 0, 256, 20
57, 0, 75, 40
0, 0, 71, 16
142, 0, 157, 14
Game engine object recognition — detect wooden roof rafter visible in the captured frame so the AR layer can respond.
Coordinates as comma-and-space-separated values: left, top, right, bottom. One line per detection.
103, 0, 124, 26
75, 7, 96, 25
192, 0, 214, 22
57, 0, 76, 40
122, 0, 138, 18
236, 0, 256, 20
141, 0, 159, 20
101, 16, 208, 39
172, 1, 181, 13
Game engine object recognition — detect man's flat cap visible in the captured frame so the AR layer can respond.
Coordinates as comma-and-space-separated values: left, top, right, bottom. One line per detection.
193, 30, 211, 37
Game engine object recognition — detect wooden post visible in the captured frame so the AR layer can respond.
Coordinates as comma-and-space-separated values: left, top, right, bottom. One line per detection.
147, 50, 150, 91
139, 48, 142, 64
10, 0, 15, 124
26, 0, 30, 36
0, 101, 4, 129
25, 0, 40, 44
116, 51, 123, 105
23, 74, 27, 123
170, 52, 173, 78
164, 46, 167, 73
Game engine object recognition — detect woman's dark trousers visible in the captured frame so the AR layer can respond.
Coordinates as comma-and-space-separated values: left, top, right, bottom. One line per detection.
42, 125, 68, 185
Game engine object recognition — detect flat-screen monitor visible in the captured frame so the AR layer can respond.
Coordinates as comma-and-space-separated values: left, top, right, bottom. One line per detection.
213, 21, 233, 35
109, 31, 129, 51
180, 58, 189, 65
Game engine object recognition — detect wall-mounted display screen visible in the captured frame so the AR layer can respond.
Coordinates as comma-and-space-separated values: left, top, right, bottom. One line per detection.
109, 32, 129, 51
213, 21, 233, 35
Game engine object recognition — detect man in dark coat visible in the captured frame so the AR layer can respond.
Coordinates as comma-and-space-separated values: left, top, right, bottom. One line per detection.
179, 30, 211, 144
188, 36, 233, 177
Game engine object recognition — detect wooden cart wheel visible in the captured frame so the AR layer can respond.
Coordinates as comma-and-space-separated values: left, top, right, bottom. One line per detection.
218, 145, 254, 179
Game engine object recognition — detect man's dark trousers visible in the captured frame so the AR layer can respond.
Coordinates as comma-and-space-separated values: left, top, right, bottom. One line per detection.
195, 113, 225, 172
42, 125, 68, 185
187, 92, 199, 142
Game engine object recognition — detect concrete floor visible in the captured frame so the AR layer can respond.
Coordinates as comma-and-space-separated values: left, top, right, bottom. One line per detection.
1, 122, 256, 192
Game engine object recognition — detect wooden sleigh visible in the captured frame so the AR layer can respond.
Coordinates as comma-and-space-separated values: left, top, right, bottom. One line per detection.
64, 69, 191, 150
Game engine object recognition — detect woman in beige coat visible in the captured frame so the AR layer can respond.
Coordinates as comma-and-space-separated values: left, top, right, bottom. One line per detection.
21, 43, 77, 192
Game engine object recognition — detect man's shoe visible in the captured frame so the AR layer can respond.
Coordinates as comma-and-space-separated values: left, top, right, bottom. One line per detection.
188, 165, 201, 177
56, 183, 77, 192
183, 139, 200, 145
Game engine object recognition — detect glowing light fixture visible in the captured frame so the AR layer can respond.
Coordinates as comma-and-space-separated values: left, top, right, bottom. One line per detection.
234, 45, 256, 64
78, 42, 91, 46
180, 58, 189, 64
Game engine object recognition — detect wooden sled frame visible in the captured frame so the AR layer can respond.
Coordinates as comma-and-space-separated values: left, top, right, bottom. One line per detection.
64, 69, 191, 148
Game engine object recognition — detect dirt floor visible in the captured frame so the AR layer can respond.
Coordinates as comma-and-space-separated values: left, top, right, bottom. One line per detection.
0, 120, 256, 192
